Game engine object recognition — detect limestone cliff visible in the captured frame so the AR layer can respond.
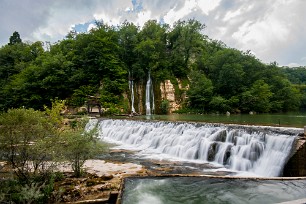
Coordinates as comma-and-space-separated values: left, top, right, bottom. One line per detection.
127, 78, 188, 114
160, 79, 188, 113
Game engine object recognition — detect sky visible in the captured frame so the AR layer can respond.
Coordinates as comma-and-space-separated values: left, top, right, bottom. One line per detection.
0, 0, 305, 67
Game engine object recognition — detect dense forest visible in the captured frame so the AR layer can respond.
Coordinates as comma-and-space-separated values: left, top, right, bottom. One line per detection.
0, 19, 305, 114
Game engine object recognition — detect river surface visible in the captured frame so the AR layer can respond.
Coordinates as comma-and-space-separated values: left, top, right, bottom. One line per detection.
122, 177, 306, 204
129, 113, 306, 128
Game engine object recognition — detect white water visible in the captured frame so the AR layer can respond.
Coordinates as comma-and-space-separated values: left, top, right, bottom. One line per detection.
145, 73, 154, 115
128, 73, 135, 113
87, 119, 297, 177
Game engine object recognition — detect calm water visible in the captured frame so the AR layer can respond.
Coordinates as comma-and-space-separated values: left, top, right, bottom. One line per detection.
122, 177, 306, 204
134, 113, 306, 128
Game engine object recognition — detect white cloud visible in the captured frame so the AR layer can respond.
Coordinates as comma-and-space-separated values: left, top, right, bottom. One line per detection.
135, 10, 153, 26
87, 23, 97, 32
223, 8, 242, 21
287, 63, 301, 68
164, 0, 197, 25
197, 0, 221, 15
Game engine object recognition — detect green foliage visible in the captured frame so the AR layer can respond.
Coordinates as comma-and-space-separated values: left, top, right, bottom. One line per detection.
9, 31, 22, 45
168, 19, 205, 78
68, 85, 98, 107
282, 66, 306, 84
187, 71, 213, 111
104, 106, 121, 115
0, 106, 109, 202
160, 100, 170, 114
59, 120, 108, 177
0, 108, 57, 182
44, 98, 66, 126
0, 173, 60, 204
0, 21, 304, 114
240, 80, 273, 113
209, 96, 230, 113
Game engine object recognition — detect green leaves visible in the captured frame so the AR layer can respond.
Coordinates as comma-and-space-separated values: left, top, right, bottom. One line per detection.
187, 71, 213, 111
0, 22, 304, 114
9, 31, 22, 45
0, 108, 56, 181
58, 121, 108, 177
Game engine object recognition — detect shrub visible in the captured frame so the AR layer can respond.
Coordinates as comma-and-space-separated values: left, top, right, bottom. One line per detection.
59, 120, 108, 177
160, 100, 170, 114
0, 108, 58, 182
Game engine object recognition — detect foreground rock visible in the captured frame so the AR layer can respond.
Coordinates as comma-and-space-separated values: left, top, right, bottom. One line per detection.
53, 160, 147, 203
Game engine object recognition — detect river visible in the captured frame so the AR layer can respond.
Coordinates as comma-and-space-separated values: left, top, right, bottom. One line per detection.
131, 112, 306, 128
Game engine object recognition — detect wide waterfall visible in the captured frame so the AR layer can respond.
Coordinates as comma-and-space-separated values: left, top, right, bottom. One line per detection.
128, 75, 135, 113
87, 119, 297, 177
145, 73, 154, 115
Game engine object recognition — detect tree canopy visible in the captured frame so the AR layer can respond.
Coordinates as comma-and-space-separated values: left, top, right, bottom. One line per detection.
0, 20, 304, 114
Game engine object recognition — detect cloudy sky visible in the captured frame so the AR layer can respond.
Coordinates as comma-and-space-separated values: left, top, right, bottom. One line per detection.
0, 0, 305, 66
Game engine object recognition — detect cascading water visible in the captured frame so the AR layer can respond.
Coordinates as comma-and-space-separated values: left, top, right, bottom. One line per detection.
86, 119, 297, 177
145, 73, 154, 115
128, 72, 135, 113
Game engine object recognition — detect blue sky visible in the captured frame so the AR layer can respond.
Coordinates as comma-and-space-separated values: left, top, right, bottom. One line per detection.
0, 0, 305, 67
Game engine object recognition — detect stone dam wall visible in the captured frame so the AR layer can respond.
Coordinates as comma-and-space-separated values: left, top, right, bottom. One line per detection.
283, 136, 306, 177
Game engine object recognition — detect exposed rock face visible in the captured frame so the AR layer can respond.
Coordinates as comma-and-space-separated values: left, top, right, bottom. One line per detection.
135, 82, 144, 114
160, 79, 188, 113
160, 80, 175, 102
160, 80, 176, 113
127, 78, 188, 114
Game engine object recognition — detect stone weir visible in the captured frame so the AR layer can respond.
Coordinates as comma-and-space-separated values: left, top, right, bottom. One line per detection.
86, 119, 305, 177
283, 135, 306, 177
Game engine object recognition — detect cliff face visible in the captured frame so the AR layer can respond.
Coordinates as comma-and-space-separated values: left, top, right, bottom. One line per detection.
128, 78, 188, 114
160, 80, 180, 113
133, 81, 144, 114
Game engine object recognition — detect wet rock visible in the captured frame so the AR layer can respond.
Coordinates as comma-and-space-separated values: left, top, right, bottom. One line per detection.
100, 174, 113, 181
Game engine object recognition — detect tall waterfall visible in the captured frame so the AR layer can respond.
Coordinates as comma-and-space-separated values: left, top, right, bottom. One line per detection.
128, 72, 135, 113
145, 73, 154, 115
87, 119, 297, 177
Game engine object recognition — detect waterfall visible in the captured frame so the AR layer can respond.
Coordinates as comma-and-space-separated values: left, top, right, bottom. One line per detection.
88, 119, 297, 177
145, 73, 154, 115
128, 72, 135, 113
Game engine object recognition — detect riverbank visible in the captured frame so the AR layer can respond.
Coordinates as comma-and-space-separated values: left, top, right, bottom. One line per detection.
0, 158, 147, 203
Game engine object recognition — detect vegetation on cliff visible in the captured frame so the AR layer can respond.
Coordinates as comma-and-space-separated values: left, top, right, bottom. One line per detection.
0, 19, 305, 114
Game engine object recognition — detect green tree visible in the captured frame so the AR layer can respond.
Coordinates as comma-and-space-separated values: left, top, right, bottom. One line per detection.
168, 19, 205, 77
9, 31, 22, 45
135, 20, 168, 80
216, 63, 245, 98
209, 96, 230, 113
187, 71, 213, 111
240, 80, 273, 113
118, 21, 139, 74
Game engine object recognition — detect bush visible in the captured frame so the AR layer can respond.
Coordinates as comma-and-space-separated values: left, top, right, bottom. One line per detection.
0, 108, 58, 182
0, 173, 62, 203
160, 100, 170, 114
59, 120, 108, 177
